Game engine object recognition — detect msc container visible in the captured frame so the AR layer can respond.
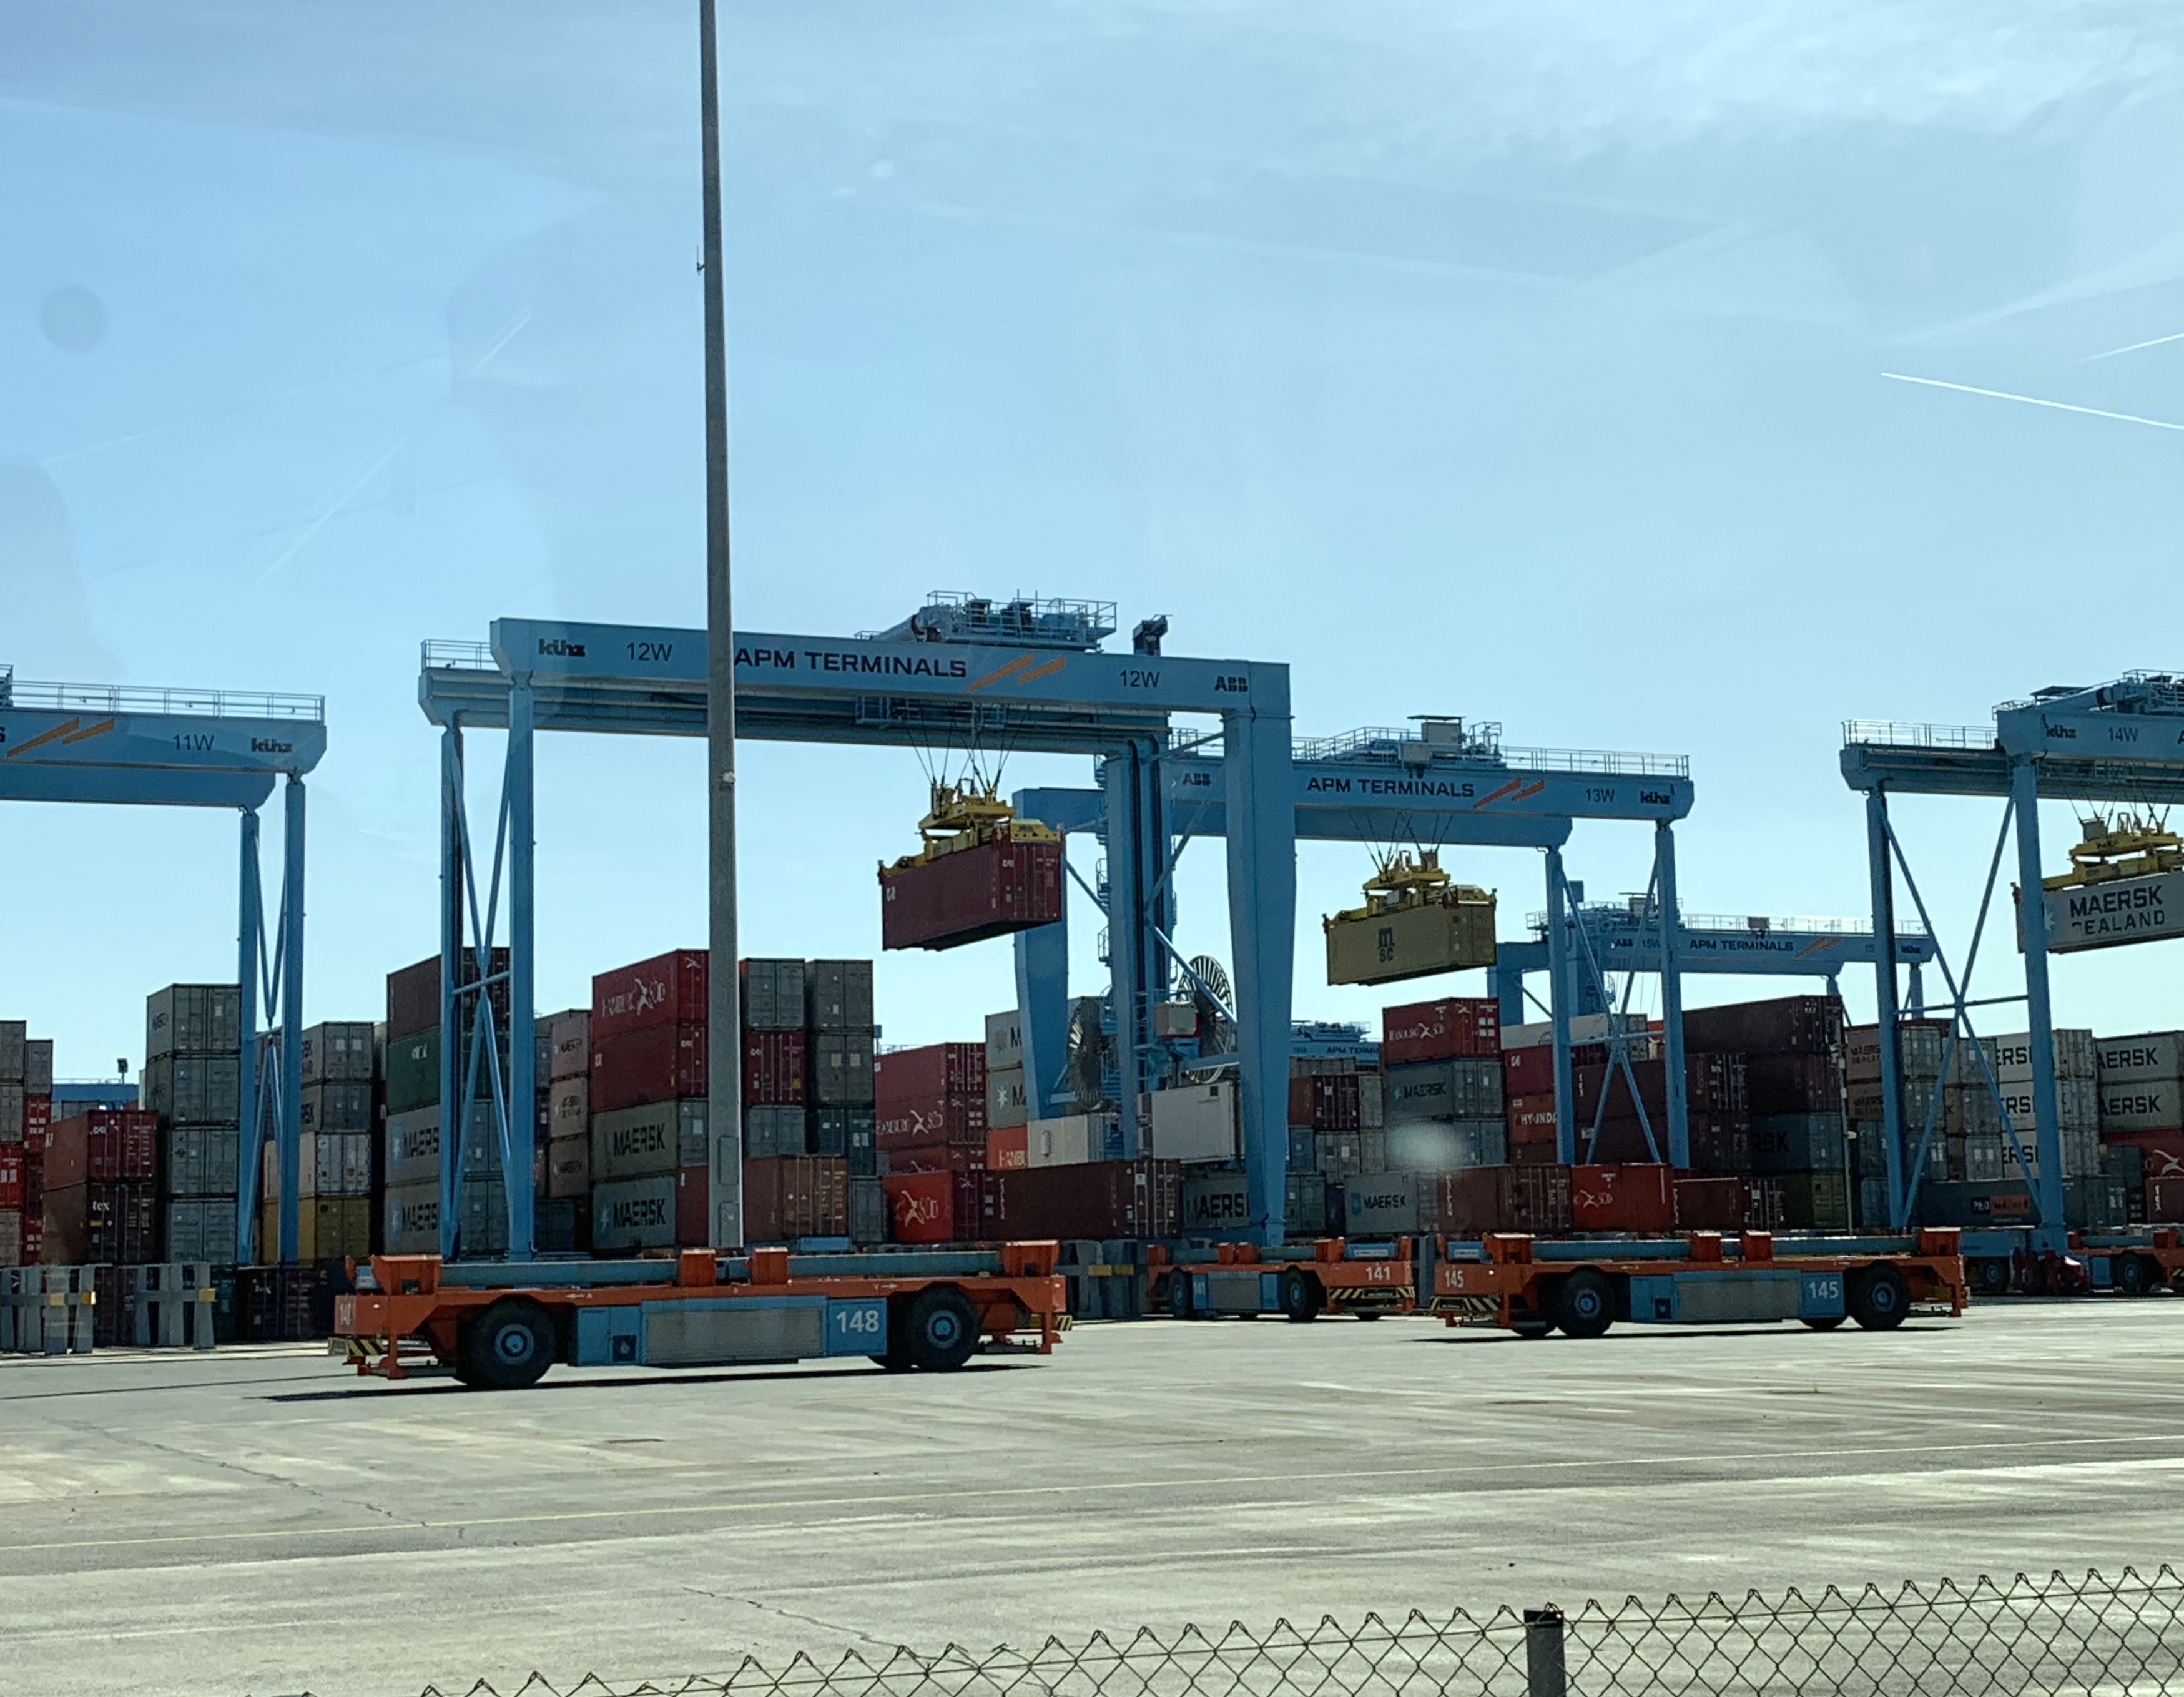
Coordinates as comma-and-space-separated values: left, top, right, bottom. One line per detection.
386, 952, 509, 1046
0, 1021, 22, 1083
591, 1174, 677, 1252
592, 1099, 708, 1183
545, 1134, 589, 1199
1750, 1113, 1847, 1174
1380, 996, 1501, 1066
1570, 1164, 1674, 1234
298, 1021, 375, 1086
742, 1104, 804, 1161
591, 1022, 707, 1114
986, 1065, 1028, 1131
548, 1010, 591, 1081
1143, 1081, 1238, 1163
144, 1052, 242, 1126
300, 1081, 373, 1136
743, 1155, 849, 1242
1434, 1165, 1572, 1237
22, 1039, 52, 1096
591, 948, 708, 1041
737, 957, 805, 1032
991, 1158, 1181, 1241
1339, 1172, 1419, 1234
1387, 1118, 1504, 1171
1386, 1058, 1503, 1123
984, 1009, 1024, 1071
165, 1194, 240, 1263
1683, 995, 1844, 1059
808, 1029, 875, 1108
849, 1174, 887, 1244
146, 985, 243, 1061
805, 959, 875, 1031
1181, 1170, 1250, 1237
1026, 1114, 1101, 1168
875, 1043, 986, 1149
880, 833, 1065, 952
809, 1106, 878, 1174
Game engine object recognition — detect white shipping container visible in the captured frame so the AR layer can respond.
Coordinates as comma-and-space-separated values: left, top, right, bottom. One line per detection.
1025, 1114, 1101, 1168
1996, 1081, 2098, 1133
2101, 1078, 2184, 1134
2097, 1031, 2184, 1085
1500, 1014, 1646, 1050
986, 1065, 1028, 1131
2042, 869, 2184, 954
548, 1011, 591, 1082
1144, 1081, 1239, 1163
1966, 1030, 2097, 1084
985, 1010, 1023, 1071
1359, 1072, 1384, 1129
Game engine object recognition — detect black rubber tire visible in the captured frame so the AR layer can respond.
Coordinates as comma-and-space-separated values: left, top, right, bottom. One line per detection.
1510, 1320, 1552, 1340
458, 1299, 554, 1391
1277, 1267, 1323, 1324
1167, 1273, 1194, 1319
1848, 1266, 1911, 1331
1802, 1316, 1847, 1331
1555, 1271, 1615, 1339
1970, 1258, 2012, 1298
1352, 1309, 1385, 1322
902, 1287, 980, 1372
2116, 1254, 2155, 1298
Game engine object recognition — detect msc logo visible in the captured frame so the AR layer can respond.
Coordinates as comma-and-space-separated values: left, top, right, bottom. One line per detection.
539, 637, 587, 657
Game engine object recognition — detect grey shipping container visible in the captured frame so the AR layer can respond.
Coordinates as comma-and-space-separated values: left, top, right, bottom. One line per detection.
300, 1131, 373, 1198
383, 1181, 441, 1254
739, 958, 807, 1031
162, 1122, 242, 1197
23, 1038, 52, 1095
1287, 1126, 1317, 1172
808, 1029, 876, 1108
807, 960, 875, 1031
0, 1020, 22, 1084
1387, 1118, 1503, 1171
1181, 1170, 1251, 1237
548, 1010, 591, 1081
742, 1104, 804, 1161
593, 1173, 679, 1251
1997, 1080, 2099, 1133
2096, 1031, 2184, 1085
1750, 1113, 1847, 1174
1340, 1172, 1420, 1235
383, 1104, 503, 1186
593, 1098, 707, 1181
1286, 1173, 1329, 1236
984, 1008, 1023, 1070
147, 985, 243, 1060
300, 1021, 376, 1086
810, 1106, 877, 1174
458, 1173, 509, 1255
164, 1195, 240, 1263
2065, 1176, 2128, 1233
1385, 1058, 1503, 1122
849, 1174, 888, 1244
0, 1083, 21, 1141
144, 1052, 242, 1126
300, 1081, 373, 1135
2100, 1078, 2184, 1134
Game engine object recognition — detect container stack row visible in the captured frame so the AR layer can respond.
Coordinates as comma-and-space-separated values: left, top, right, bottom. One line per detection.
381, 952, 509, 1257
0, 1021, 54, 1266
147, 985, 243, 1263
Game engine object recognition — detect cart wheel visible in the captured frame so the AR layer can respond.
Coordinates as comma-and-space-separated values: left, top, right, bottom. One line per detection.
1352, 1308, 1385, 1321
1801, 1316, 1846, 1331
458, 1299, 555, 1391
1277, 1267, 1323, 1324
903, 1288, 980, 1372
2115, 1255, 2154, 1298
1970, 1258, 2012, 1297
1848, 1266, 1910, 1331
1554, 1271, 1615, 1339
1168, 1274, 1194, 1319
1510, 1320, 1552, 1340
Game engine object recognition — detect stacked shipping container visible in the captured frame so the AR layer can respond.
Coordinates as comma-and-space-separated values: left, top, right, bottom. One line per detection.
147, 985, 243, 1262
590, 948, 710, 1252
0, 1023, 52, 1264
381, 953, 509, 1256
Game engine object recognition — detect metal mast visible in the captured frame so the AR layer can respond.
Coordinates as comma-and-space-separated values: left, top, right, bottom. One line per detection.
701, 0, 742, 1250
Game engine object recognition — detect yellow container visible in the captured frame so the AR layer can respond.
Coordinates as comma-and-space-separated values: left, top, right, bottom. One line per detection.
1326, 888, 1497, 986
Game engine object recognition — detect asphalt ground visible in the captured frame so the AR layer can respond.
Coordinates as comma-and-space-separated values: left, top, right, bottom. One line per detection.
2, 1299, 2180, 1696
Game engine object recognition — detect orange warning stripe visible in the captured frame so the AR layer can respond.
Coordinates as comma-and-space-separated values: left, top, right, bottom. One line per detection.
4, 718, 80, 760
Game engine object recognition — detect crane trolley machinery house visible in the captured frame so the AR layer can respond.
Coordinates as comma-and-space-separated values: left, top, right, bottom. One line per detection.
1844, 673, 2184, 1294
410, 594, 1294, 1266
0, 663, 325, 1266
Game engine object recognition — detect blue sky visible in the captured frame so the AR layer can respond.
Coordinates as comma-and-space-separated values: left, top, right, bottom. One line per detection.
5, 2, 2184, 1077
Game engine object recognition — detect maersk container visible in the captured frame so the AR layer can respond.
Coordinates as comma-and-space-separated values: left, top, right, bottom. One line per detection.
548, 1076, 588, 1141
2096, 1030, 2184, 1085
805, 958, 875, 1031
880, 834, 1064, 952
146, 985, 243, 1061
986, 1065, 1028, 1130
1324, 890, 1495, 988
1181, 1170, 1249, 1236
548, 1010, 591, 1082
593, 1173, 678, 1251
1386, 1058, 1503, 1123
592, 1099, 707, 1182
984, 1009, 1024, 1071
546, 1135, 589, 1199
737, 957, 805, 1032
1340, 1173, 1419, 1234
2099, 1077, 2184, 1133
1749, 1113, 1847, 1174
1387, 1118, 1503, 1171
592, 948, 708, 1041
1846, 1020, 1947, 1083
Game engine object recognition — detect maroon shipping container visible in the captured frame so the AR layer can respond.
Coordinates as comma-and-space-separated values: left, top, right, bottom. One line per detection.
875, 1043, 986, 1149
386, 950, 509, 1043
87, 1183, 159, 1262
880, 832, 1063, 952
1435, 1165, 1571, 1237
591, 1023, 707, 1114
742, 1156, 850, 1242
44, 1111, 158, 1189
1287, 1073, 1361, 1132
1681, 995, 1846, 1059
991, 1159, 1180, 1240
742, 1030, 808, 1108
1580, 1113, 1751, 1174
592, 948, 709, 1041
1502, 1043, 1611, 1099
1570, 1164, 1674, 1233
1744, 1176, 1787, 1231
1744, 1054, 1845, 1115
885, 1141, 988, 1175
1382, 997, 1501, 1066
2148, 1174, 2184, 1222
1574, 1055, 1747, 1120
1671, 1176, 1746, 1232
1505, 1093, 1556, 1135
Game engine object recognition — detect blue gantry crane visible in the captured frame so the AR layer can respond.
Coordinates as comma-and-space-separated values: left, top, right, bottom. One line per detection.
1011, 716, 1698, 1166
0, 664, 325, 1264
415, 596, 1301, 1254
1843, 674, 2184, 1251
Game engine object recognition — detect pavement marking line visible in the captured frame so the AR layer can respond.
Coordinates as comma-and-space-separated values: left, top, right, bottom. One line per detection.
7, 1428, 2184, 1557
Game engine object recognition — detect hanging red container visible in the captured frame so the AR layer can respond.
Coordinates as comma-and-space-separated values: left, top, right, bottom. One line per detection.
879, 784, 1064, 952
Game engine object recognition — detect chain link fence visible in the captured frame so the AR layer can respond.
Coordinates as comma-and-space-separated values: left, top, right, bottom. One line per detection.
401, 1567, 2184, 1697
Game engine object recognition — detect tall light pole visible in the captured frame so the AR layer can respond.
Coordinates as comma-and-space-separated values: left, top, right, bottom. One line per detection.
701, 0, 743, 1250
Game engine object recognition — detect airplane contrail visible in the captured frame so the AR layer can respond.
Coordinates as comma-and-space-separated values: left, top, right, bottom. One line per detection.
2079, 329, 2184, 362
1880, 371, 2184, 433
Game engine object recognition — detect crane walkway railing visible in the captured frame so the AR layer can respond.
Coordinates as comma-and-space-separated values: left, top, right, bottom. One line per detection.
0, 672, 323, 721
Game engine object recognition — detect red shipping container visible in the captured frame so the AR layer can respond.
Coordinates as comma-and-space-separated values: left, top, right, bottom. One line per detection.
990, 1159, 1180, 1239
887, 1141, 987, 1174
1744, 1176, 1786, 1231
744, 1156, 850, 1242
676, 1163, 709, 1247
591, 948, 709, 1041
882, 1169, 995, 1243
2105, 1130, 2184, 1179
876, 1043, 986, 1149
880, 832, 1063, 952
985, 1128, 1028, 1170
1382, 997, 1501, 1066
591, 1023, 707, 1114
1287, 1073, 1361, 1131
24, 1095, 51, 1143
1570, 1164, 1675, 1234
0, 1145, 19, 1210
1435, 1165, 1570, 1237
742, 1030, 808, 1107
1502, 1043, 1610, 1098
87, 1183, 159, 1263
1672, 1176, 1746, 1232
1505, 1093, 1557, 1134
47, 1111, 156, 1184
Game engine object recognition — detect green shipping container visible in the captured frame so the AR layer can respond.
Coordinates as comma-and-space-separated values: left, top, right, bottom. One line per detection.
384, 1024, 508, 1116
1778, 1169, 1851, 1231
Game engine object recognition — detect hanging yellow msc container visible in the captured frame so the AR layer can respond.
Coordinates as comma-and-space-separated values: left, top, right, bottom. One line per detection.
1325, 850, 1496, 986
